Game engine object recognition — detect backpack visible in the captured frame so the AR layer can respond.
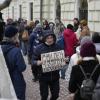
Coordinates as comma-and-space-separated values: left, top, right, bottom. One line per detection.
79, 65, 99, 100
22, 30, 29, 41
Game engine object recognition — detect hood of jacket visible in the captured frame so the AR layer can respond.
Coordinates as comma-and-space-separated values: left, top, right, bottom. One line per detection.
1, 41, 15, 55
43, 31, 56, 44
64, 29, 74, 37
32, 24, 43, 35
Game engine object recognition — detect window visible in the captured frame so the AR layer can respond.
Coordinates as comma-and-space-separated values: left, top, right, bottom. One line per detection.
79, 0, 88, 20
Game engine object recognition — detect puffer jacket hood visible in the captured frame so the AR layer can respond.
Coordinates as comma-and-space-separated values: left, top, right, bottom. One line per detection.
64, 29, 74, 37
32, 23, 43, 34
43, 30, 56, 43
1, 42, 15, 55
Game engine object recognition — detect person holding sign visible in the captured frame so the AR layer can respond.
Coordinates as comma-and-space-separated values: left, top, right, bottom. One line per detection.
32, 31, 65, 100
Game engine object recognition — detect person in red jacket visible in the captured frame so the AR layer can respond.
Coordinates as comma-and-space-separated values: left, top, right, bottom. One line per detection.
60, 24, 78, 79
63, 24, 78, 58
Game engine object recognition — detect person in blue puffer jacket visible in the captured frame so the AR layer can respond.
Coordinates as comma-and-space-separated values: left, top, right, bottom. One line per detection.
32, 32, 62, 100
1, 25, 26, 100
28, 23, 44, 81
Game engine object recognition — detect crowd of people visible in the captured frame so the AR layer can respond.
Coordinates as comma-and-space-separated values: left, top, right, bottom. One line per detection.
0, 17, 100, 100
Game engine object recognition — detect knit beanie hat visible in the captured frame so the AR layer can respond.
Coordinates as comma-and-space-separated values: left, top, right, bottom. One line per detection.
4, 25, 18, 38
43, 31, 56, 43
80, 42, 96, 57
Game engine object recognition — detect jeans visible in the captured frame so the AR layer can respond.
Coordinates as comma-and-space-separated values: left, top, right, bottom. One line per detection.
21, 41, 28, 56
60, 64, 68, 79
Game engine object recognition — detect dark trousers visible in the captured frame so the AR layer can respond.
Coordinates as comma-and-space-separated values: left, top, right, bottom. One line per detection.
39, 79, 59, 100
31, 65, 38, 79
14, 82, 26, 100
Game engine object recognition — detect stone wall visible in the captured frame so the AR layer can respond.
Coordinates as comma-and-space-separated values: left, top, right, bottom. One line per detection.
88, 0, 100, 32
60, 0, 75, 26
1, 0, 100, 32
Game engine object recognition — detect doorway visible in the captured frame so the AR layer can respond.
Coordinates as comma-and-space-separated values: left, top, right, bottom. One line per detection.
79, 0, 88, 21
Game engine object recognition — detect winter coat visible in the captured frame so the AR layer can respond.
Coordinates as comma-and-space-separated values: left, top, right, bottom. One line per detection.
57, 34, 64, 50
28, 25, 44, 59
32, 33, 62, 81
65, 46, 100, 81
1, 41, 26, 100
74, 23, 79, 32
63, 29, 78, 57
68, 59, 100, 100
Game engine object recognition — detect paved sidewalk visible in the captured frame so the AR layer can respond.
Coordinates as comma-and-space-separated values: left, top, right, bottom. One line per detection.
23, 56, 69, 100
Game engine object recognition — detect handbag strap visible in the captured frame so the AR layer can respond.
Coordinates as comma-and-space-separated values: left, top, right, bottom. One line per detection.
79, 65, 87, 79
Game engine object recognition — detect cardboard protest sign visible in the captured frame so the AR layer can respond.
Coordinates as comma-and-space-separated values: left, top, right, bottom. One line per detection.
0, 46, 17, 99
41, 50, 66, 73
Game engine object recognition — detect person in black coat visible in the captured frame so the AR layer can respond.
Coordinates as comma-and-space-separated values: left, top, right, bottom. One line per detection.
28, 24, 44, 81
73, 18, 79, 32
1, 26, 26, 100
32, 32, 62, 100
68, 42, 100, 100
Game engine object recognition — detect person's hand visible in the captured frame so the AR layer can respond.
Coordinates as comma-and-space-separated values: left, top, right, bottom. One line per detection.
37, 60, 43, 66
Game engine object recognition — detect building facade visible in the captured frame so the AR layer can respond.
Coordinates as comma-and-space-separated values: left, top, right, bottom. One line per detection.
1, 0, 100, 32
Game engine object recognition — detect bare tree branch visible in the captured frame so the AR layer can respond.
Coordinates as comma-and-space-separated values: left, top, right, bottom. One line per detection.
0, 0, 12, 11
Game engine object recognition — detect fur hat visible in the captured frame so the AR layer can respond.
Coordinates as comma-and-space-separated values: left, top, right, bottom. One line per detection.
4, 25, 18, 38
80, 42, 96, 57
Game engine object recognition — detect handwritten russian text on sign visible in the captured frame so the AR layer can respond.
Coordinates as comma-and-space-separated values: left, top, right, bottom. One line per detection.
41, 50, 66, 72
